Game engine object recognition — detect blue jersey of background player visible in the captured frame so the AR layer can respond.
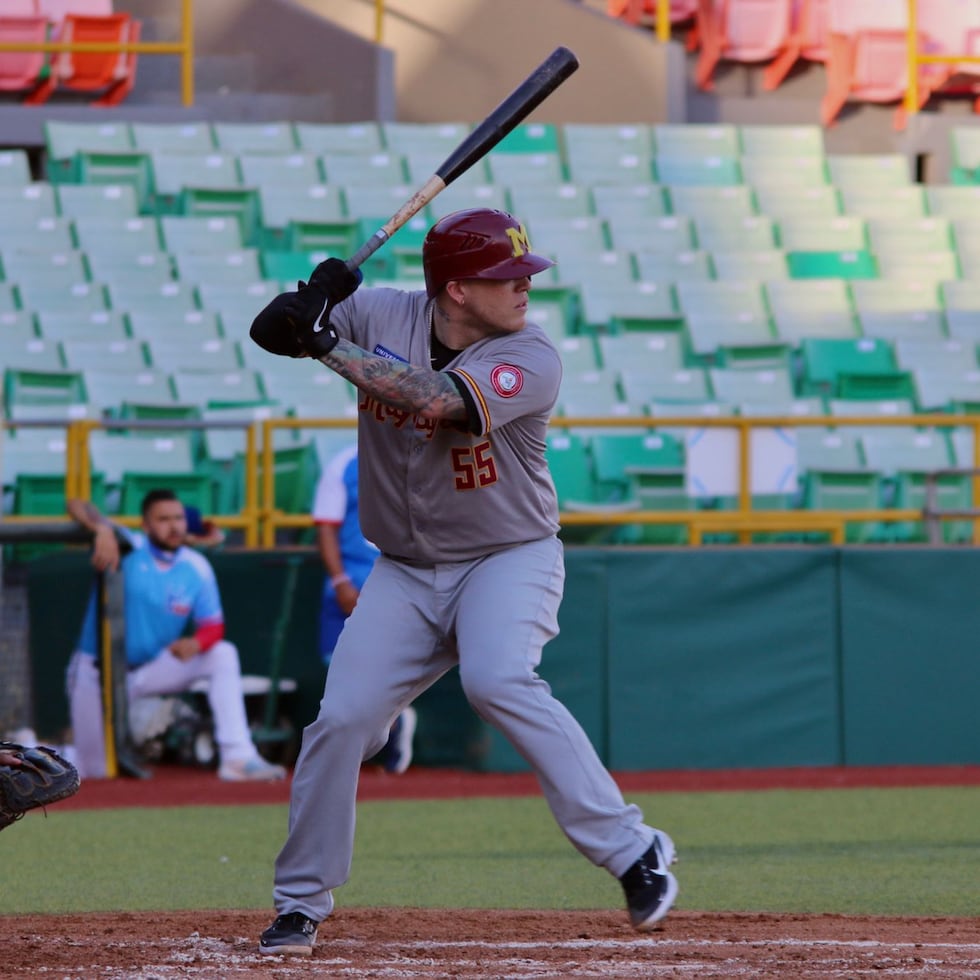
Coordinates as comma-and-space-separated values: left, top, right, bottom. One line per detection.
312, 445, 416, 775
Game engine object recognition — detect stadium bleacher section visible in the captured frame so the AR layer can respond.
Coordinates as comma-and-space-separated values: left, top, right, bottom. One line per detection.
3, 118, 980, 544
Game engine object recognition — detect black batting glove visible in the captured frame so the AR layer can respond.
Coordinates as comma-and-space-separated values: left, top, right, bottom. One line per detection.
283, 258, 363, 357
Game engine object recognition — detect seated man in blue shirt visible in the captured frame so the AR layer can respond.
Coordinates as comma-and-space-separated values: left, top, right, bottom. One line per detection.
65, 488, 285, 782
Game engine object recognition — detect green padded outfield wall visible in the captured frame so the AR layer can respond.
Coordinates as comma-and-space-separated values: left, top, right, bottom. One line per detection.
839, 549, 980, 765
605, 549, 842, 770
25, 547, 980, 770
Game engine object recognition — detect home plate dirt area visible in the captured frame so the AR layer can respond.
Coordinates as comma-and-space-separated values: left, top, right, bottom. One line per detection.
3, 908, 980, 979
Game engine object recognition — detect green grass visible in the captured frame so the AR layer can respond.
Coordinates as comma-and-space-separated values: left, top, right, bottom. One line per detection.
3, 787, 978, 917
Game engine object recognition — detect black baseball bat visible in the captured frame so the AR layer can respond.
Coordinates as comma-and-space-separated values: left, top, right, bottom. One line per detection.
345, 46, 579, 272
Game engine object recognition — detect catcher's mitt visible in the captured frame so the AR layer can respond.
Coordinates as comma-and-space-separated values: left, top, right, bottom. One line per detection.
0, 741, 80, 831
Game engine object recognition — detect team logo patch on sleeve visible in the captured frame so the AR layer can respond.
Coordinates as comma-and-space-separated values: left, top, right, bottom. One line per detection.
490, 364, 524, 398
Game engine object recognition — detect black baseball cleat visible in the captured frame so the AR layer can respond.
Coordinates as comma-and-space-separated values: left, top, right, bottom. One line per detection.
619, 832, 679, 931
258, 911, 319, 956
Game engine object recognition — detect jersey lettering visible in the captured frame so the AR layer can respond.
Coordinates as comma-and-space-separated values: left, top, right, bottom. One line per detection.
451, 441, 498, 491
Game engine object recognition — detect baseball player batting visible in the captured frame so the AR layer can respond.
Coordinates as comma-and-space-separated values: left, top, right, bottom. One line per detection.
249, 209, 678, 956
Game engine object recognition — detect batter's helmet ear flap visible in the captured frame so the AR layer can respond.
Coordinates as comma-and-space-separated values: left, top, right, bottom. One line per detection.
422, 208, 554, 298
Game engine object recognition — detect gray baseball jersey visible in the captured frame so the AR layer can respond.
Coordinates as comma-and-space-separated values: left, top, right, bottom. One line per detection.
329, 287, 562, 563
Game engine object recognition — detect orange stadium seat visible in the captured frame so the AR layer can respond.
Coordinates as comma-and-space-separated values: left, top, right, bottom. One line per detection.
695, 0, 795, 91
763, 0, 831, 91
0, 14, 49, 99
26, 11, 139, 106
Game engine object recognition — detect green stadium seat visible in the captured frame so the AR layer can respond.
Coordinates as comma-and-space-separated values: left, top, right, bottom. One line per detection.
591, 184, 668, 221
912, 368, 980, 412
557, 370, 631, 422
257, 183, 346, 248
799, 337, 907, 399
948, 126, 980, 184
149, 151, 242, 213
545, 429, 607, 522
619, 366, 713, 407
486, 151, 565, 186
55, 183, 139, 220
2, 250, 89, 289
776, 215, 868, 252
526, 295, 578, 341
170, 369, 266, 408
4, 367, 85, 413
785, 250, 877, 279
0, 149, 31, 186
766, 279, 857, 343
708, 366, 796, 404
126, 309, 222, 341
495, 122, 561, 155
633, 249, 713, 283
754, 185, 842, 221
739, 154, 829, 188
579, 280, 680, 333
695, 216, 777, 252
940, 281, 980, 341
17, 279, 107, 315
178, 187, 261, 247
874, 251, 960, 286
553, 335, 600, 373
506, 182, 593, 220
73, 216, 163, 256
118, 471, 215, 516
737, 124, 825, 156
589, 429, 691, 544
686, 312, 789, 368
563, 149, 655, 187
737, 397, 826, 418
36, 310, 129, 342
282, 217, 358, 256
196, 280, 281, 325
1, 426, 71, 515
159, 215, 245, 253
850, 280, 943, 324
259, 250, 331, 285
675, 279, 767, 320
82, 368, 175, 412
61, 338, 149, 372
526, 215, 610, 257
597, 332, 687, 375
0, 215, 74, 253
860, 428, 968, 542
253, 440, 321, 515
130, 121, 215, 153
0, 184, 58, 224
562, 123, 655, 158
238, 151, 324, 189
606, 215, 697, 254
1, 338, 65, 372
172, 248, 263, 285
0, 310, 39, 343
74, 151, 154, 210
211, 121, 297, 154
653, 123, 739, 157
43, 120, 133, 183
654, 154, 742, 186
381, 122, 471, 155
321, 151, 407, 186
343, 185, 421, 222
147, 337, 243, 374
428, 183, 510, 222
84, 250, 175, 290
552, 249, 634, 292
925, 185, 980, 217
826, 153, 912, 189
667, 184, 756, 221
294, 121, 384, 155
839, 185, 928, 219
105, 280, 198, 316
857, 309, 949, 344
710, 248, 788, 281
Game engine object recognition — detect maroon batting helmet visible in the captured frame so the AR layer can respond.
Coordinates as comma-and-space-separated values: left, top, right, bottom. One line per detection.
422, 208, 554, 298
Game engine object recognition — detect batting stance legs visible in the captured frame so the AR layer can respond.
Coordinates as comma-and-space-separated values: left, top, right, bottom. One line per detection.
272, 536, 659, 923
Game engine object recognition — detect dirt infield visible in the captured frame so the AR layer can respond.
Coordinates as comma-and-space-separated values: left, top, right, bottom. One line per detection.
9, 763, 980, 978
4, 908, 979, 978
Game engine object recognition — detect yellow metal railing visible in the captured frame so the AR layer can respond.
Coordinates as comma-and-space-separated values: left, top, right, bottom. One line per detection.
0, 0, 195, 106
904, 0, 977, 115
5, 413, 980, 548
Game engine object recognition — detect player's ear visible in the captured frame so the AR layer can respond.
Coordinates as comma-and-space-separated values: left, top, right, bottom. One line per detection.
444, 280, 465, 305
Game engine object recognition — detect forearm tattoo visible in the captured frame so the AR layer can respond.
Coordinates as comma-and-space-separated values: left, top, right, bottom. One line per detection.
318, 339, 467, 420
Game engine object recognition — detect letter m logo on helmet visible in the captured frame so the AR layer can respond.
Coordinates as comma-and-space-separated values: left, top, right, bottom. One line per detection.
422, 208, 554, 297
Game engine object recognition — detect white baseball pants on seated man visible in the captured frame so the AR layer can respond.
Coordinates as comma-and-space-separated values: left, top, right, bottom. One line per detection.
66, 641, 273, 780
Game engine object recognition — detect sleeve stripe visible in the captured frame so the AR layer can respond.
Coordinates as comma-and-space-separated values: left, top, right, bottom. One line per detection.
452, 368, 492, 433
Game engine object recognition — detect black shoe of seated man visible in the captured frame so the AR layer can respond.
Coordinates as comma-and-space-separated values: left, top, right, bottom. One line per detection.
258, 911, 319, 956
619, 836, 679, 931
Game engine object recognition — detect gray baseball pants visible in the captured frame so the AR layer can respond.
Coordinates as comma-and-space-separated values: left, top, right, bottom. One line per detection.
272, 535, 655, 922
